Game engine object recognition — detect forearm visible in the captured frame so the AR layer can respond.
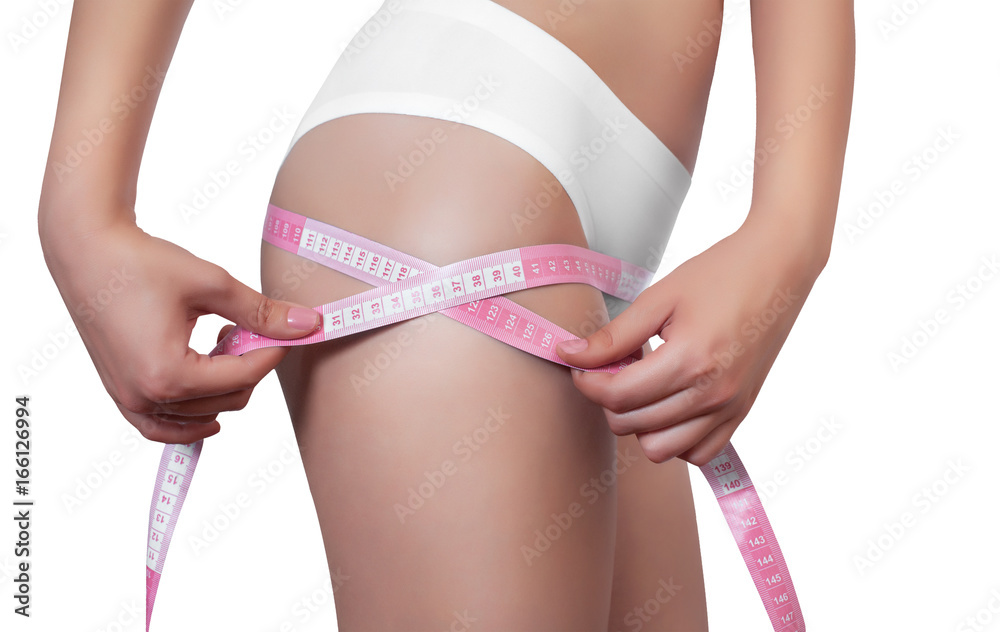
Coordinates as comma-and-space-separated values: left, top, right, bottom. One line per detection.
38, 0, 195, 247
743, 0, 855, 277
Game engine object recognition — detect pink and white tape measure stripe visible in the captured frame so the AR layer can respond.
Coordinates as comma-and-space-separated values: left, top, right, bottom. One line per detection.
144, 204, 804, 631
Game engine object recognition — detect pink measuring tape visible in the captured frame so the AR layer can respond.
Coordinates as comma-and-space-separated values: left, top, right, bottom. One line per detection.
144, 204, 804, 631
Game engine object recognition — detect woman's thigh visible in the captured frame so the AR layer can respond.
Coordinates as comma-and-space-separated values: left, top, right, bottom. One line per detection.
608, 430, 709, 630
262, 113, 622, 630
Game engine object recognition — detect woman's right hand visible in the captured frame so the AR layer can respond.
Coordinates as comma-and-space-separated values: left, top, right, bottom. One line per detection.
40, 216, 321, 445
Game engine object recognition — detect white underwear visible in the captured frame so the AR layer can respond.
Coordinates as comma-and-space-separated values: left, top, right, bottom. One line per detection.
285, 0, 692, 317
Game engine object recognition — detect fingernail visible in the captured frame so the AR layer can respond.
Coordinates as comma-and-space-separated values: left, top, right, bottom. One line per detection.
287, 307, 320, 331
557, 338, 588, 354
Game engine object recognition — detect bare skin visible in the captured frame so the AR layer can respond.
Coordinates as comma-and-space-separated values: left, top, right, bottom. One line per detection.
262, 1, 725, 628
39, 0, 853, 629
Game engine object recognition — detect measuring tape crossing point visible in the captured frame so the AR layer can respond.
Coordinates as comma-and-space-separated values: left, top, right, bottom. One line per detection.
144, 204, 804, 631
213, 204, 652, 364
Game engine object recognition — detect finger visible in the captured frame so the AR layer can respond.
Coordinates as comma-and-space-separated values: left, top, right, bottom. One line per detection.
145, 412, 221, 425
134, 345, 289, 404
193, 266, 321, 340
555, 289, 670, 368
217, 323, 236, 344
678, 418, 741, 467
634, 413, 722, 463
144, 388, 254, 418
600, 382, 707, 436
182, 345, 288, 399
120, 406, 222, 444
569, 344, 694, 415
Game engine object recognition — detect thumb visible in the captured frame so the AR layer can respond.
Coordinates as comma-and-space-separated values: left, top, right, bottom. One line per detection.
555, 294, 666, 368
200, 272, 321, 340
217, 323, 237, 344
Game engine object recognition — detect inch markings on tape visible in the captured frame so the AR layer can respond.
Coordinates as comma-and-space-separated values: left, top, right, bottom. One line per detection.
144, 204, 804, 631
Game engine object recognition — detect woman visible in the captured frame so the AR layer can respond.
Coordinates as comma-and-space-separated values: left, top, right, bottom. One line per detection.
39, 0, 853, 628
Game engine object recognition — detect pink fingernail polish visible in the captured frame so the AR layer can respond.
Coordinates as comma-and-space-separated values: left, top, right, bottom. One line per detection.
287, 307, 320, 331
557, 338, 588, 354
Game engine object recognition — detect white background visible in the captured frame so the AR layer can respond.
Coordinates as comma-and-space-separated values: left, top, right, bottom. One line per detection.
3, 1, 999, 631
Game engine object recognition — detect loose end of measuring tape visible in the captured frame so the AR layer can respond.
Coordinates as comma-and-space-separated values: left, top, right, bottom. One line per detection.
145, 567, 160, 632
208, 325, 327, 358
145, 441, 204, 632
699, 443, 806, 632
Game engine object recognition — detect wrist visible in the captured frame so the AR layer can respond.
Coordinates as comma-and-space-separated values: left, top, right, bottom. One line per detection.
738, 203, 833, 283
38, 182, 138, 255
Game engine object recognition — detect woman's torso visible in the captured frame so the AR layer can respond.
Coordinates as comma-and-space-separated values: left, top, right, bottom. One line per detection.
493, 0, 724, 174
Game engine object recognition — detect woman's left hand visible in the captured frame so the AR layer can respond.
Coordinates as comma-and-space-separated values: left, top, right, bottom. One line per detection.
555, 217, 827, 466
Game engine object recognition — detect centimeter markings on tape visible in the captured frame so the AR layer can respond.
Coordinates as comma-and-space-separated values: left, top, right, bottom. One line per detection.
145, 441, 201, 631
703, 446, 803, 630
212, 205, 650, 362
144, 205, 803, 631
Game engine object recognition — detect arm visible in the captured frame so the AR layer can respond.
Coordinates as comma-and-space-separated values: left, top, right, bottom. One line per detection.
556, 1, 855, 465
39, 1, 320, 444
39, 0, 194, 227
742, 0, 855, 278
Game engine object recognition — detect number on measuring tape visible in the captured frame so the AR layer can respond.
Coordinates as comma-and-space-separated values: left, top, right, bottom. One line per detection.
325, 311, 344, 331
152, 206, 805, 632
403, 287, 425, 311
326, 238, 344, 260
485, 304, 500, 323
423, 281, 445, 304
462, 270, 484, 292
